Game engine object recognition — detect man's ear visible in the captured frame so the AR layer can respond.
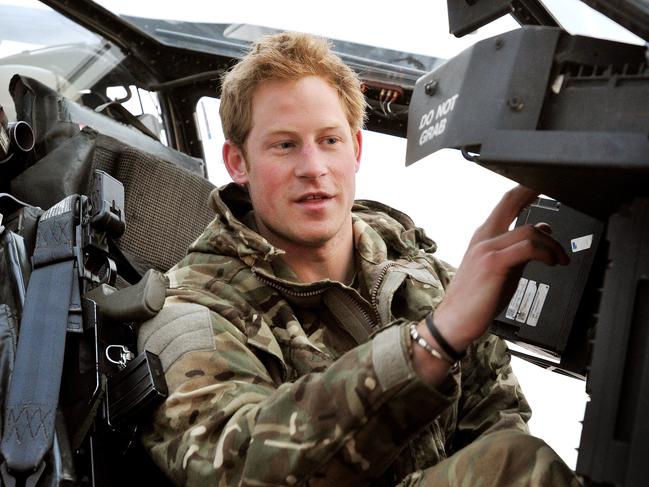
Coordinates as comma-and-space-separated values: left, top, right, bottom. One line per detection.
353, 130, 362, 172
223, 140, 249, 184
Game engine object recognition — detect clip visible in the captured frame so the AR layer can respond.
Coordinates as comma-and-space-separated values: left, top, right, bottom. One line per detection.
105, 344, 135, 369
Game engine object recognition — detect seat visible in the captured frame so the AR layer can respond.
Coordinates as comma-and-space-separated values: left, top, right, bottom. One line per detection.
0, 74, 215, 486
8, 75, 216, 275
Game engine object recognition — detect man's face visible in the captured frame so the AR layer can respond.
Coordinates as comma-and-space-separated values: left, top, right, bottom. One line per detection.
224, 76, 362, 251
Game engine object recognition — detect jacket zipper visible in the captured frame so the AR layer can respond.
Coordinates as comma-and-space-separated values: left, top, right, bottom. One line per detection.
369, 262, 397, 325
332, 286, 376, 333
252, 269, 328, 298
253, 269, 375, 343
253, 266, 393, 331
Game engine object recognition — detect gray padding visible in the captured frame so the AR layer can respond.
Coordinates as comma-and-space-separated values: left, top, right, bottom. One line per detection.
138, 303, 215, 371
372, 324, 416, 392
95, 145, 216, 273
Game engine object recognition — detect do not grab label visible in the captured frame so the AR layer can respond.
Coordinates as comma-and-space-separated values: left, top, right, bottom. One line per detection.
418, 93, 459, 146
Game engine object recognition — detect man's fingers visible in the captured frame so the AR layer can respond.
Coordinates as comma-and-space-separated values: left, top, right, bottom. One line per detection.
475, 224, 570, 266
534, 222, 552, 235
487, 229, 570, 268
472, 185, 538, 243
494, 240, 566, 269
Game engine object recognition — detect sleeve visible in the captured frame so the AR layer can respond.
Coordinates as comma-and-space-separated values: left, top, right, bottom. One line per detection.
451, 332, 532, 451
138, 300, 460, 487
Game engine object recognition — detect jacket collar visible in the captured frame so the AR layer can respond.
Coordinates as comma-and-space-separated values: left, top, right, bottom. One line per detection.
188, 183, 438, 287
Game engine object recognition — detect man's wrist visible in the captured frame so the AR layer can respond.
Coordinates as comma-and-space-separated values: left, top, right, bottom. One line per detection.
424, 313, 467, 362
428, 306, 474, 353
410, 320, 457, 387
409, 324, 456, 365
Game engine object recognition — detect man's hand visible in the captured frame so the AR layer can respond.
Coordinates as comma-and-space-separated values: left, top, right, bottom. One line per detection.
412, 186, 569, 385
434, 185, 569, 352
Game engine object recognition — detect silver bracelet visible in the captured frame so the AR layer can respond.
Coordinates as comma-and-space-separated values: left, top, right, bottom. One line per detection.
409, 324, 455, 366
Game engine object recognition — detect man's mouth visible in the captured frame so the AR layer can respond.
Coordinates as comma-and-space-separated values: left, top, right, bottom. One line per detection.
297, 193, 332, 202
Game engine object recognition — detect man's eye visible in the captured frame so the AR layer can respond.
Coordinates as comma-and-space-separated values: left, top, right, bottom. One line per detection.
324, 137, 339, 145
275, 141, 294, 149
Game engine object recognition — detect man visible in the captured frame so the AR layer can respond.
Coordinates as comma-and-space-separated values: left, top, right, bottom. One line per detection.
139, 32, 579, 486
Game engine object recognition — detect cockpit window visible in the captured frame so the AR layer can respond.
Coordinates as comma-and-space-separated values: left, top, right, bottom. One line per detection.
0, 0, 127, 120
0, 1, 172, 141
540, 0, 644, 45
93, 1, 519, 64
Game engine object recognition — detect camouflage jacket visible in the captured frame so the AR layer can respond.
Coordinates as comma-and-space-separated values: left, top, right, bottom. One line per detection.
138, 183, 531, 487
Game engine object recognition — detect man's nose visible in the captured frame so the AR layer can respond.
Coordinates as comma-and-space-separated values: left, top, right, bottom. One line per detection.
294, 143, 328, 178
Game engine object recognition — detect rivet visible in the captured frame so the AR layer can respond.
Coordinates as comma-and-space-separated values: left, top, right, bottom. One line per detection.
507, 96, 524, 111
424, 80, 438, 96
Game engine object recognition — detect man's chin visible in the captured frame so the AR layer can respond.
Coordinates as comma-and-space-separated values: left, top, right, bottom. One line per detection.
284, 231, 333, 248
256, 213, 352, 251
264, 227, 336, 250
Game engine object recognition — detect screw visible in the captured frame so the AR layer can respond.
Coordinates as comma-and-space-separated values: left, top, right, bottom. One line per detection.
495, 39, 504, 50
507, 96, 524, 111
424, 80, 438, 96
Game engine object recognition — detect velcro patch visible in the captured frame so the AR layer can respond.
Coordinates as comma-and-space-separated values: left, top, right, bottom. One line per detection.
138, 303, 215, 371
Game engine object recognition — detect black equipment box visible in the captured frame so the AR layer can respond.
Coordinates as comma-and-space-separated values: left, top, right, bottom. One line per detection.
491, 197, 605, 378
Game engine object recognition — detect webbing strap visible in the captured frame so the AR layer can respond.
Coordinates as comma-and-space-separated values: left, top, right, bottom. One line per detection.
0, 196, 78, 482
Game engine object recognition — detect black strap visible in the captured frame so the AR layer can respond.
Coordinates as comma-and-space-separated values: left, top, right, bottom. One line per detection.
425, 312, 466, 362
0, 195, 79, 486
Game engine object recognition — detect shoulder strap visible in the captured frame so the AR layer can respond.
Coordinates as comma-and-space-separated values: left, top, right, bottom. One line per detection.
0, 195, 79, 487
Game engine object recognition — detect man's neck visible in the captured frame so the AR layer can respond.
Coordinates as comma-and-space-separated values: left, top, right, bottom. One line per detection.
257, 219, 356, 284
281, 239, 356, 284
